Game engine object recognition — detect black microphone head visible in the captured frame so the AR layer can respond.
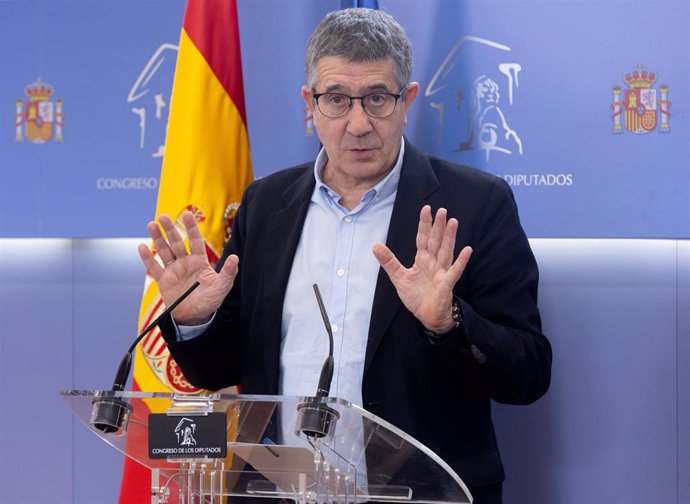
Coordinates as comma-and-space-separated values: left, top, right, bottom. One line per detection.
112, 352, 133, 392
316, 355, 334, 397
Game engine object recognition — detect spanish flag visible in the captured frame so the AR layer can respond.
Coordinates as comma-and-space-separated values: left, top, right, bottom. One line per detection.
118, 0, 253, 501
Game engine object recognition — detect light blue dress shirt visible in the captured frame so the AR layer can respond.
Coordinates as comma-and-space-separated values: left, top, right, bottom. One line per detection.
280, 139, 403, 406
179, 139, 405, 408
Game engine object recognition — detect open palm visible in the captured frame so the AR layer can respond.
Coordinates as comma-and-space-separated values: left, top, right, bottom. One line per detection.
373, 205, 472, 333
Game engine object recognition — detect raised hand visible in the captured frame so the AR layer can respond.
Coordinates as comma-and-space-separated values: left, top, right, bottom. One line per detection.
372, 205, 472, 333
137, 211, 239, 326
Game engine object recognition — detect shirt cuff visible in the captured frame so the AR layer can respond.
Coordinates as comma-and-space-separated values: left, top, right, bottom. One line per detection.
175, 312, 217, 342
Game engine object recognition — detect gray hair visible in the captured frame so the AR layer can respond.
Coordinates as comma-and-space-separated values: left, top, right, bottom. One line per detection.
305, 8, 413, 90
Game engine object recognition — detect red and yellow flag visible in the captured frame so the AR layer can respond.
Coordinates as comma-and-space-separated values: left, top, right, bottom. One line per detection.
119, 0, 253, 501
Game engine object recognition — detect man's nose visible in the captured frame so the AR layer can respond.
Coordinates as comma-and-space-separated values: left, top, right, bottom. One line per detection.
346, 99, 374, 135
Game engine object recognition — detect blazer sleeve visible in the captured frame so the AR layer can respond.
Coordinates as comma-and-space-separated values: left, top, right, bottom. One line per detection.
455, 177, 552, 405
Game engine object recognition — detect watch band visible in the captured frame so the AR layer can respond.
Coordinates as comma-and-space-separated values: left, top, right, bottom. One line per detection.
423, 297, 463, 339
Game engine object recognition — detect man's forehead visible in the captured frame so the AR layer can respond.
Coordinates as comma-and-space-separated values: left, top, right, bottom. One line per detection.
314, 56, 397, 91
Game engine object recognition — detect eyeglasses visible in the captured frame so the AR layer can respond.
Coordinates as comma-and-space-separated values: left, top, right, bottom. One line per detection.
312, 86, 407, 118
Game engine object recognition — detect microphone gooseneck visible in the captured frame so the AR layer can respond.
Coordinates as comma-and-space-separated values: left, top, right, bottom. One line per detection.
91, 281, 201, 433
296, 283, 340, 439
312, 283, 334, 398
111, 281, 201, 391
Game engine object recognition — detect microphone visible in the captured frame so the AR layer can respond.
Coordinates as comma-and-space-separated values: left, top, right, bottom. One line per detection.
296, 284, 340, 439
313, 284, 334, 397
91, 281, 201, 433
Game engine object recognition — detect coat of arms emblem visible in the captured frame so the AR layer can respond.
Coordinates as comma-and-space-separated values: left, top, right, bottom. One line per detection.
611, 66, 670, 134
15, 79, 64, 143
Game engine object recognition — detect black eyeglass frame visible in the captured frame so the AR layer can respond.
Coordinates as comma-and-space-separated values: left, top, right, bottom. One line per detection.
311, 86, 408, 118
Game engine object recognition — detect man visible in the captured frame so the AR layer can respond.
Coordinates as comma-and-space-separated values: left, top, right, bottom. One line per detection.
139, 8, 551, 503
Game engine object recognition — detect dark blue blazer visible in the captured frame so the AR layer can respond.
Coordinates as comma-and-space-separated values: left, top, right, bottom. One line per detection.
163, 141, 552, 488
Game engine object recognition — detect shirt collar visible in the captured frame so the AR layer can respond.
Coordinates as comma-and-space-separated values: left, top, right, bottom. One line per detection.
313, 137, 405, 210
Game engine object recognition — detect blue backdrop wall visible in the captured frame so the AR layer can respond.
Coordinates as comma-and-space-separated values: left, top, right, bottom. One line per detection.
1, 0, 688, 239
0, 1, 688, 503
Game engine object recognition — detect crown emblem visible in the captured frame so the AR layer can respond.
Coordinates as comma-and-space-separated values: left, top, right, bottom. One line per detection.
623, 66, 657, 89
611, 64, 670, 135
15, 78, 63, 143
24, 80, 54, 102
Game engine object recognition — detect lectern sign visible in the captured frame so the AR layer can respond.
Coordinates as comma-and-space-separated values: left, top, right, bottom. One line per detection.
148, 413, 227, 459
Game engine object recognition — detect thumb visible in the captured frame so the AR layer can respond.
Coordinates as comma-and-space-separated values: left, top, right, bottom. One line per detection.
198, 254, 238, 294
217, 254, 239, 286
372, 243, 403, 280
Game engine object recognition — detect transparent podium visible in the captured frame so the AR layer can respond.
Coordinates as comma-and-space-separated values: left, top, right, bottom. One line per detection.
62, 390, 472, 504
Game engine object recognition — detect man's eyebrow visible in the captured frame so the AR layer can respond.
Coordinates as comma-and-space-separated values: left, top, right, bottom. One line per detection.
321, 83, 394, 94
362, 84, 394, 93
322, 84, 345, 93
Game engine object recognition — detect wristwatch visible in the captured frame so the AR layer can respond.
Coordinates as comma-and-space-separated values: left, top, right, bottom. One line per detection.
423, 297, 463, 339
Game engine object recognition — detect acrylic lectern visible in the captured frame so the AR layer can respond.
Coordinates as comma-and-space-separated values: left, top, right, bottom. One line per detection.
62, 390, 472, 504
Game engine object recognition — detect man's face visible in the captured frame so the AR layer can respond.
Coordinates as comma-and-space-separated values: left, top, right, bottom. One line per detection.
302, 57, 419, 191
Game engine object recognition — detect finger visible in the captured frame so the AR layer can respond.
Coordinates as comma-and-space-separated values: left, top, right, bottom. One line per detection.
447, 246, 473, 284
138, 242, 164, 280
160, 214, 188, 259
427, 208, 447, 256
437, 217, 459, 268
217, 254, 239, 285
182, 211, 207, 256
373, 243, 405, 282
196, 255, 239, 307
148, 219, 176, 264
415, 205, 433, 251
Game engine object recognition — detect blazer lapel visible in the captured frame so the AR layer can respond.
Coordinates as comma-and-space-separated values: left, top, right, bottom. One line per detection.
364, 142, 440, 375
258, 168, 315, 391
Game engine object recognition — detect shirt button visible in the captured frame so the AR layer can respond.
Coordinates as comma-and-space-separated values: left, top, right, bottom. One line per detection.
331, 324, 339, 333
344, 215, 352, 223
336, 268, 345, 277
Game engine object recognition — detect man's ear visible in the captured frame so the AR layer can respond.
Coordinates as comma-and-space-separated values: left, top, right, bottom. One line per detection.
302, 85, 314, 111
403, 82, 420, 111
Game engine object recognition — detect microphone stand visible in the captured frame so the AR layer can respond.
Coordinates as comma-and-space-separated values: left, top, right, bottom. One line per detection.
91, 281, 201, 433
296, 284, 340, 439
